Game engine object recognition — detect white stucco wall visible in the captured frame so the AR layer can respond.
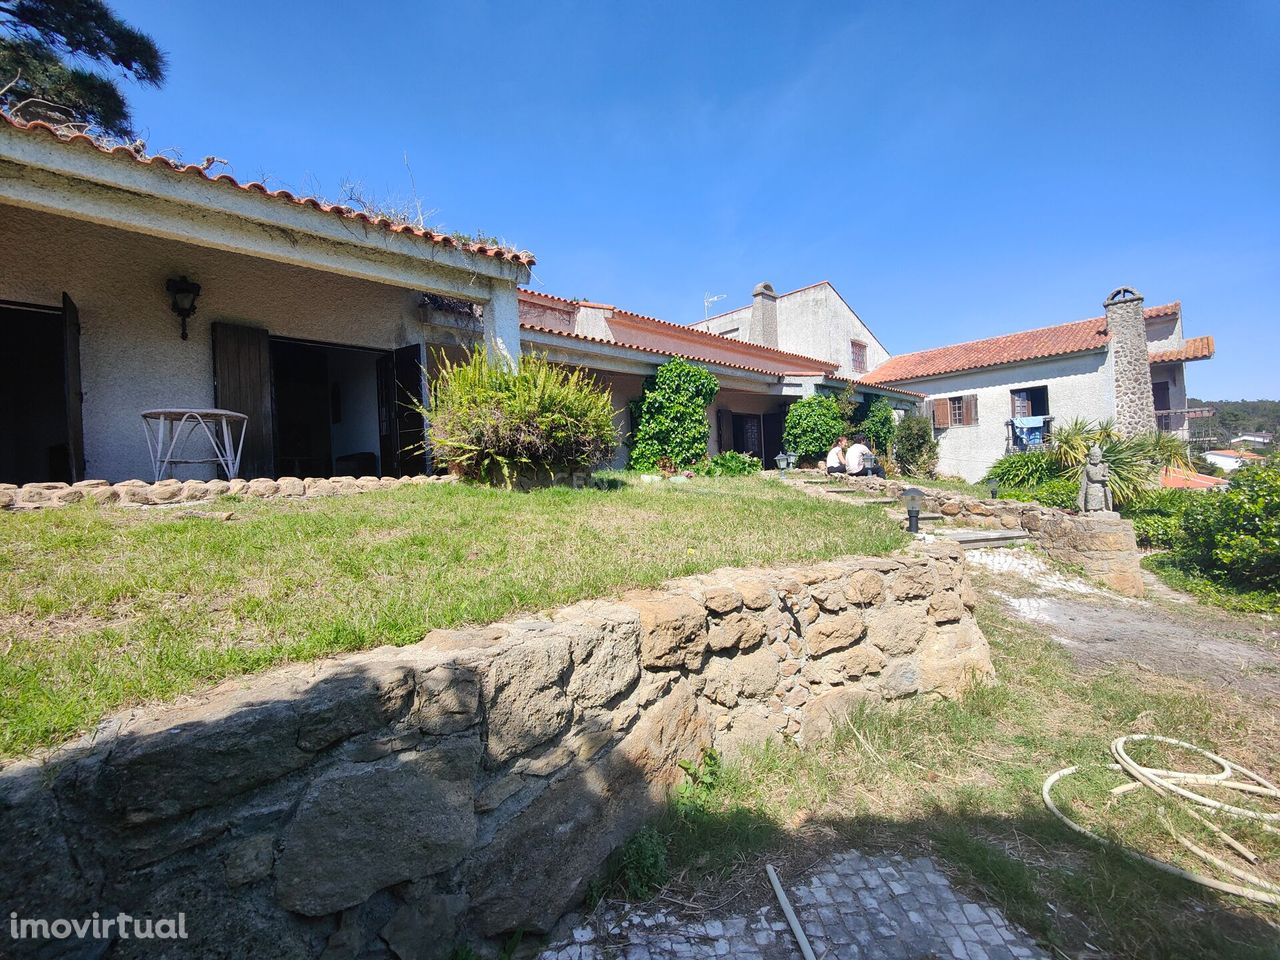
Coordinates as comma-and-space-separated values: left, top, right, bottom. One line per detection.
695, 283, 889, 377
894, 350, 1116, 482
1, 204, 432, 481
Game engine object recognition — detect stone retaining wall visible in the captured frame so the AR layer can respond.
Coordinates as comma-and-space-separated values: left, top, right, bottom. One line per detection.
818, 473, 1145, 597
0, 543, 990, 959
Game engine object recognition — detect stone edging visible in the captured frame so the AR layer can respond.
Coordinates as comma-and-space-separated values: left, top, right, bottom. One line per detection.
815, 472, 1145, 596
0, 473, 458, 510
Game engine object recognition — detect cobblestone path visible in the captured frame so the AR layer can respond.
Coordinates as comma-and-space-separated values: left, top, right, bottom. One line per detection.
539, 850, 1049, 960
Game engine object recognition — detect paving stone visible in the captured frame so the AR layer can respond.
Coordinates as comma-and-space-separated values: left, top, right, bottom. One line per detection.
537, 848, 1048, 960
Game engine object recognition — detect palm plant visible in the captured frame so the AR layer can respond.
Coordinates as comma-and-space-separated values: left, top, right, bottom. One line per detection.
1047, 417, 1189, 505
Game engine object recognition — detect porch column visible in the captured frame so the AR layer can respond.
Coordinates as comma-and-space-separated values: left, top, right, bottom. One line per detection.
484, 283, 522, 367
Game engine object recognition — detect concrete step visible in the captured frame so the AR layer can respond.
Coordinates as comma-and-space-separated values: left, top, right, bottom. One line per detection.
933, 527, 1031, 550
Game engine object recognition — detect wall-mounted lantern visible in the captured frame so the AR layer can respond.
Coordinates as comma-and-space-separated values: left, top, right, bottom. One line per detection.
902, 486, 925, 534
166, 276, 202, 340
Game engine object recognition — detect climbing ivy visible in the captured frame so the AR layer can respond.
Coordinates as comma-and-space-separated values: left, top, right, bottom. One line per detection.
628, 357, 720, 470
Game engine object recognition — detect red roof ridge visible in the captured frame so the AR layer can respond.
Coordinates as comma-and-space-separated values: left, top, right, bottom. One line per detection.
518, 288, 838, 370
519, 322, 831, 377
2, 114, 536, 266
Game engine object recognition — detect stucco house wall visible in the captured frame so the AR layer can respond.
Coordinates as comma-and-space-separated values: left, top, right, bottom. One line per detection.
892, 351, 1116, 482
2, 204, 429, 482
694, 282, 890, 379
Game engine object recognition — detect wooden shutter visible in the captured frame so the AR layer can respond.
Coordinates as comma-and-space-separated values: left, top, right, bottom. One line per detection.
393, 343, 425, 475
212, 322, 274, 479
931, 398, 951, 428
61, 293, 85, 482
962, 394, 979, 426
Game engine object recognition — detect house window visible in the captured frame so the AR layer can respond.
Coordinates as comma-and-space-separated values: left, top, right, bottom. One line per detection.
1010, 386, 1048, 418
933, 395, 978, 428
850, 340, 868, 373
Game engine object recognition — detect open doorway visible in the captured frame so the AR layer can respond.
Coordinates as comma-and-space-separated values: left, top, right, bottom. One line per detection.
271, 339, 397, 478
0, 297, 83, 485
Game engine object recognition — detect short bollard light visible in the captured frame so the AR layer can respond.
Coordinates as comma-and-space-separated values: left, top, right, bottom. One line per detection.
902, 486, 926, 534
774, 450, 791, 478
787, 452, 797, 470
988, 479, 999, 499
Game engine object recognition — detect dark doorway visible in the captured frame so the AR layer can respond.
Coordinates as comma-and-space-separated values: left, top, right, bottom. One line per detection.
0, 298, 83, 485
731, 413, 764, 459
1010, 386, 1049, 418
1152, 380, 1171, 413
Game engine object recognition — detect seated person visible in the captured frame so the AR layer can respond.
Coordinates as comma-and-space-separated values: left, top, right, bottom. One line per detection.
846, 433, 886, 478
826, 437, 849, 474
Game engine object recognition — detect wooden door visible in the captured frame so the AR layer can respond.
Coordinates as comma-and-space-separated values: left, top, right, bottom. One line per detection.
393, 344, 426, 475
762, 411, 783, 466
61, 293, 85, 482
212, 322, 274, 479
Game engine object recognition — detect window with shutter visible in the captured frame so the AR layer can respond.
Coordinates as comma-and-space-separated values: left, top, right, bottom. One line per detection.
949, 396, 965, 425
850, 340, 868, 373
931, 398, 951, 428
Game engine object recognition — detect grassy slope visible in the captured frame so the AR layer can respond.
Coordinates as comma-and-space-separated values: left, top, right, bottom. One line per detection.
0, 475, 905, 759
648, 594, 1280, 959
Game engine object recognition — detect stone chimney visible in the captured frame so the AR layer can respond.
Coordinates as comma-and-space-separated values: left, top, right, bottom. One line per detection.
1103, 287, 1157, 437
747, 282, 779, 348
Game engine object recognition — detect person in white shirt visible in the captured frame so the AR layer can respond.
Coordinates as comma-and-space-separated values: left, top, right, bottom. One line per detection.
846, 433, 886, 478
825, 437, 849, 474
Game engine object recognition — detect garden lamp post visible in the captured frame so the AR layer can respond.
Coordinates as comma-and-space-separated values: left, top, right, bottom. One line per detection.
902, 486, 925, 534
774, 450, 790, 478
988, 479, 999, 499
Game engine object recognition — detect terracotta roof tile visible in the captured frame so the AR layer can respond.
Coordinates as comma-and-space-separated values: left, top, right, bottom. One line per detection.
1149, 335, 1214, 364
1, 115, 536, 266
518, 289, 839, 371
1161, 467, 1227, 490
861, 302, 1186, 384
520, 323, 818, 377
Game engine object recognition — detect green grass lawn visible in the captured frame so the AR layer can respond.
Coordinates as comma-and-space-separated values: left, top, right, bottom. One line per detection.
0, 474, 906, 759
636, 594, 1280, 959
1143, 552, 1280, 615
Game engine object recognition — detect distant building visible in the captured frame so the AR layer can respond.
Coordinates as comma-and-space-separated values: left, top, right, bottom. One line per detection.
1230, 431, 1274, 448
1203, 449, 1266, 473
695, 282, 1215, 482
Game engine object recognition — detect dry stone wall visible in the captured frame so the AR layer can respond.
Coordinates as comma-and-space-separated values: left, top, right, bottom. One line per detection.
819, 474, 1145, 597
0, 543, 990, 959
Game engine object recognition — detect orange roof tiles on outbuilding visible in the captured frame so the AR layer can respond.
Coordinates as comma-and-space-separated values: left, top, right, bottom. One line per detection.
1149, 335, 1215, 364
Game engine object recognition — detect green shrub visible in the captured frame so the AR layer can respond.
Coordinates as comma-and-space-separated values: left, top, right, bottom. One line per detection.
628, 357, 720, 470
1180, 465, 1280, 591
1001, 476, 1078, 510
425, 351, 619, 487
857, 397, 897, 458
1121, 488, 1198, 549
783, 396, 845, 461
893, 414, 939, 477
691, 451, 761, 477
984, 451, 1061, 489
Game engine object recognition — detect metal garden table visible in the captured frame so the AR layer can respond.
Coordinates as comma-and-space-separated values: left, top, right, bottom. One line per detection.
141, 408, 247, 482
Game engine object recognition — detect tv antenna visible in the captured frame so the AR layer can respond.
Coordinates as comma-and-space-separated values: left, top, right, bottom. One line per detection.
703, 292, 726, 320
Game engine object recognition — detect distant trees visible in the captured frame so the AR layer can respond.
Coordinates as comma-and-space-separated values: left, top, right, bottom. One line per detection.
0, 0, 166, 137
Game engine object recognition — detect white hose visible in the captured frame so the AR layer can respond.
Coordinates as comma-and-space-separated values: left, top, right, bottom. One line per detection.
1042, 736, 1280, 906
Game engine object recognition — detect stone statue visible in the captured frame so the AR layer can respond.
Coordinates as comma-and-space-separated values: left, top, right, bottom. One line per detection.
1077, 443, 1113, 513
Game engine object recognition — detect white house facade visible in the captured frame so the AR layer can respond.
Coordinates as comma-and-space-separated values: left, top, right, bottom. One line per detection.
705, 281, 1215, 482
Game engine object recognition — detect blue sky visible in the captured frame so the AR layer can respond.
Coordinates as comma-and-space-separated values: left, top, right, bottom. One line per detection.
111, 1, 1278, 398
